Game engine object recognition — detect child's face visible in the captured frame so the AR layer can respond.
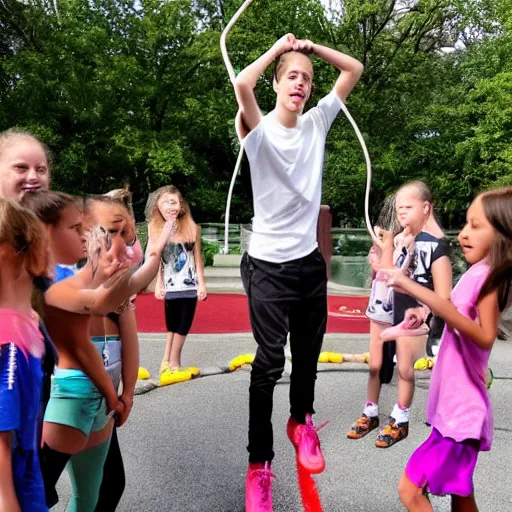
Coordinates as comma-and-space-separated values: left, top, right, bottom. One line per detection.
458, 196, 496, 264
49, 205, 85, 265
0, 138, 50, 201
85, 202, 133, 275
157, 193, 181, 221
274, 53, 313, 113
395, 187, 429, 234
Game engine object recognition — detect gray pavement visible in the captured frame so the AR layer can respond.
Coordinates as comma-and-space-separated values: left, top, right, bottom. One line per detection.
55, 333, 512, 511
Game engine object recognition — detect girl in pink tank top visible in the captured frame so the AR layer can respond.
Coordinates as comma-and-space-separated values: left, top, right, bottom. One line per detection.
380, 186, 512, 511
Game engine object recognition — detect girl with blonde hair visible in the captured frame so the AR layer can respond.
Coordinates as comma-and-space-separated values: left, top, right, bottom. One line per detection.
146, 185, 207, 375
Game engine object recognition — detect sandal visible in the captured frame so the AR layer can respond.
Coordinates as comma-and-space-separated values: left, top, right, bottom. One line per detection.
160, 361, 171, 374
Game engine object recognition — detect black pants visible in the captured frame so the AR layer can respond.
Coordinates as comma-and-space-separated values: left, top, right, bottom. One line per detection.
96, 427, 125, 511
40, 427, 125, 510
164, 296, 197, 335
241, 249, 327, 463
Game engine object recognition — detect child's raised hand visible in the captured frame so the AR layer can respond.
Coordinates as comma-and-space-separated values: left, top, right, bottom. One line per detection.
156, 220, 177, 248
273, 33, 296, 55
377, 267, 406, 289
403, 307, 429, 329
293, 39, 314, 54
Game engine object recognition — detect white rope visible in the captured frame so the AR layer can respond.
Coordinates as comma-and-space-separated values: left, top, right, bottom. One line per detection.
220, 0, 378, 253
220, 0, 255, 254
339, 102, 378, 244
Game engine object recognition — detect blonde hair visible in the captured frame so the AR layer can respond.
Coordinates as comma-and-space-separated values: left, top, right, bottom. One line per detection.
0, 128, 52, 169
396, 180, 432, 203
104, 185, 134, 218
0, 198, 50, 277
145, 185, 197, 243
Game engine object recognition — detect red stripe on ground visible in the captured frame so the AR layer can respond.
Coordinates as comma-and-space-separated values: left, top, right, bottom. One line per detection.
135, 294, 370, 334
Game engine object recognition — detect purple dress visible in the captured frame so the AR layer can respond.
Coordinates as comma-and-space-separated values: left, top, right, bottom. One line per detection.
406, 261, 493, 497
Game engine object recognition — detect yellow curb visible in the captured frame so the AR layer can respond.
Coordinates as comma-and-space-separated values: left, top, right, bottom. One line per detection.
137, 367, 150, 380
318, 352, 329, 363
229, 354, 255, 371
329, 352, 343, 363
159, 370, 192, 386
414, 357, 435, 371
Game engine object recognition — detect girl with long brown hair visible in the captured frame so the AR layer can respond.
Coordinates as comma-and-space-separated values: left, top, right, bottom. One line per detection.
382, 186, 512, 511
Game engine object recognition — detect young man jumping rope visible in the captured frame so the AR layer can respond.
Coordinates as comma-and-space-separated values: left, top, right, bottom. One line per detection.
235, 34, 364, 511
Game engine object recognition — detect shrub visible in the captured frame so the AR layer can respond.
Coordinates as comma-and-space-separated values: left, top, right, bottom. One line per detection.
202, 240, 220, 267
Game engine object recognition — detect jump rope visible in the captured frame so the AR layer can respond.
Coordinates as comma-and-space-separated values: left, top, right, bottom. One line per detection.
220, 2, 376, 510
219, 0, 378, 253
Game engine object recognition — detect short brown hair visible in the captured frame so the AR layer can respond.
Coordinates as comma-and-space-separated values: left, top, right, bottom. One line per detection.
272, 50, 313, 83
21, 190, 77, 226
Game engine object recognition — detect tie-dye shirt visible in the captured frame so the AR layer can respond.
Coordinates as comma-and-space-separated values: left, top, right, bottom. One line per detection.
0, 310, 47, 511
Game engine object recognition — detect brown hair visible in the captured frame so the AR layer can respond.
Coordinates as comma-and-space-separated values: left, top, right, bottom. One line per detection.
145, 185, 197, 243
0, 128, 52, 170
21, 190, 77, 226
272, 50, 313, 83
477, 186, 512, 311
0, 198, 50, 277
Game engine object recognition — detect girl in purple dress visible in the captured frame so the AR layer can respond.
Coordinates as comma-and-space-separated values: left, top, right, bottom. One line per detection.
382, 186, 512, 511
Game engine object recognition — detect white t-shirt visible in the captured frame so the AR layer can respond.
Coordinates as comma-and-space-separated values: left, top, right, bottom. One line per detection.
243, 90, 343, 263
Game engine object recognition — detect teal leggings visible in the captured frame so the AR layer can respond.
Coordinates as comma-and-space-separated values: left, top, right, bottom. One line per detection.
66, 439, 111, 511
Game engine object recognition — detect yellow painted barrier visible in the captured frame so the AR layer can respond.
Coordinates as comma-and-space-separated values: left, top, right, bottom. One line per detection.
160, 370, 192, 387
229, 354, 255, 371
137, 367, 150, 380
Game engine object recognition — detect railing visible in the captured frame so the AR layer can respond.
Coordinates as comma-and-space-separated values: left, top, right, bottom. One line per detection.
199, 223, 460, 253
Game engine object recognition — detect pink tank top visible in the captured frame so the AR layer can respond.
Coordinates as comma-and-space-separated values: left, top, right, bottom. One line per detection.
426, 260, 493, 450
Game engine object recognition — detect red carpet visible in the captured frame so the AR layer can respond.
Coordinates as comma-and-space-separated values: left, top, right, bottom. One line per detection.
135, 294, 370, 334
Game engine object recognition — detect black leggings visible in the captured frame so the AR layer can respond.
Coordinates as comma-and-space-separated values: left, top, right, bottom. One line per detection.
164, 297, 197, 335
40, 428, 125, 510
96, 427, 125, 511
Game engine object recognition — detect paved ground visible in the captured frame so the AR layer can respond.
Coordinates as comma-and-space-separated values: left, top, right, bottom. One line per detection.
55, 333, 512, 511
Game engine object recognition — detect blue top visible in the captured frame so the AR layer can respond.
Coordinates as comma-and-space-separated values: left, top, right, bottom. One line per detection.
0, 343, 48, 511
54, 264, 77, 282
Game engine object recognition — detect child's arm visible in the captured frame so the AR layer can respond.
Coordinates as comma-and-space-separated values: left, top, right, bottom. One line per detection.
308, 42, 364, 102
155, 265, 165, 300
0, 432, 21, 512
116, 307, 139, 427
46, 221, 173, 315
234, 34, 296, 134
45, 269, 132, 316
123, 220, 173, 298
431, 255, 452, 300
383, 270, 500, 350
194, 226, 208, 301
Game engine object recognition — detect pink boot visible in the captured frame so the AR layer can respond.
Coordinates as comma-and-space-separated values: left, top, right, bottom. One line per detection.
287, 414, 328, 474
245, 462, 275, 512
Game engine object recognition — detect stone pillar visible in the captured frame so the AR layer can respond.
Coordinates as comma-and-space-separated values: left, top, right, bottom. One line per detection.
317, 205, 332, 280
